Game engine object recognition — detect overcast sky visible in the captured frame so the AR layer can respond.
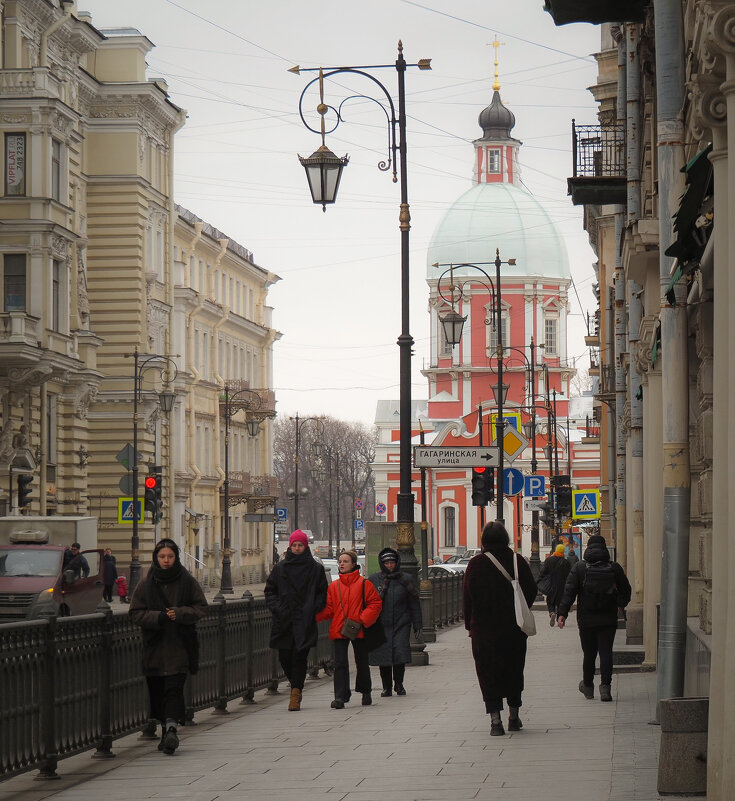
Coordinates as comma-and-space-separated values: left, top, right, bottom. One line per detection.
80, 0, 601, 426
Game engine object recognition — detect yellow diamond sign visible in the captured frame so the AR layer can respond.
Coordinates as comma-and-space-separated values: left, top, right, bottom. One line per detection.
493, 426, 529, 463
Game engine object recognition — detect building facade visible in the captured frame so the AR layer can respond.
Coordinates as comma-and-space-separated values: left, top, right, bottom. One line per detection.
0, 1, 280, 585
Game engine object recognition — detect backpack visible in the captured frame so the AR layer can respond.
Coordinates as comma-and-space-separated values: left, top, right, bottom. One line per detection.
581, 560, 618, 611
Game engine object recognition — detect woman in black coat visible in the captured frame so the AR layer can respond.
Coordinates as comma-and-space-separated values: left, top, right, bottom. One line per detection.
264, 529, 328, 711
102, 548, 118, 602
129, 539, 207, 755
463, 521, 537, 736
537, 543, 571, 625
368, 547, 422, 697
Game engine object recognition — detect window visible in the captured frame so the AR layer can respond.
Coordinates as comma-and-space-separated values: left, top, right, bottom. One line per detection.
46, 394, 57, 465
52, 260, 61, 331
4, 254, 26, 311
545, 317, 558, 356
487, 313, 509, 355
443, 506, 455, 548
487, 148, 501, 173
51, 139, 62, 201
5, 133, 26, 196
439, 323, 453, 358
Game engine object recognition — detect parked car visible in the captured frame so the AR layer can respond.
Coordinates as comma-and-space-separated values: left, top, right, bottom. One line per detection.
420, 564, 466, 580
321, 559, 340, 582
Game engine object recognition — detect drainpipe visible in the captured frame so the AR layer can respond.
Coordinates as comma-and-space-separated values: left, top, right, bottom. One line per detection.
654, 0, 689, 706
626, 22, 644, 603
40, 4, 72, 67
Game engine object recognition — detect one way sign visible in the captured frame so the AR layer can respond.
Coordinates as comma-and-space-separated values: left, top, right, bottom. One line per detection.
572, 489, 600, 519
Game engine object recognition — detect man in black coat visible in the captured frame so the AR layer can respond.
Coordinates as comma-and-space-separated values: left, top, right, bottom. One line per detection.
537, 543, 571, 626
264, 530, 328, 711
556, 534, 631, 702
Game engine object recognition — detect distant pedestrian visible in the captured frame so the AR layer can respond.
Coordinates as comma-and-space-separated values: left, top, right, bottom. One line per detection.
316, 550, 382, 709
115, 574, 129, 603
556, 534, 631, 702
63, 542, 90, 579
537, 544, 571, 626
264, 530, 328, 711
566, 541, 580, 567
102, 548, 118, 602
463, 521, 537, 736
129, 539, 207, 755
368, 548, 422, 697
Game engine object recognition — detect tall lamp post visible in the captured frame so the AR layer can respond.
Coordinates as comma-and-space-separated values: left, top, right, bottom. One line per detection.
434, 250, 517, 523
126, 349, 178, 595
292, 44, 431, 577
220, 385, 263, 594
289, 414, 323, 531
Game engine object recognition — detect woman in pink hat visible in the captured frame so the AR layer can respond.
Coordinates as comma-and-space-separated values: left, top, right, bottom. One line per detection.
264, 529, 328, 711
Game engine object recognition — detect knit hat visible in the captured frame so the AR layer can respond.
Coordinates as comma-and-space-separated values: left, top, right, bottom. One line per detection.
587, 534, 606, 547
554, 544, 566, 556
379, 547, 399, 564
289, 529, 309, 547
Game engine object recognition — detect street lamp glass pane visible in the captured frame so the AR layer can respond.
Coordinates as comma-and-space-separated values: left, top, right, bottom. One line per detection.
491, 382, 510, 404
440, 311, 466, 346
246, 419, 261, 438
158, 390, 175, 412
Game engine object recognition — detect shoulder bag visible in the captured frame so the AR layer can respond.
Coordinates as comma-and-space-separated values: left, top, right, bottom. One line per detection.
484, 552, 537, 637
337, 581, 362, 639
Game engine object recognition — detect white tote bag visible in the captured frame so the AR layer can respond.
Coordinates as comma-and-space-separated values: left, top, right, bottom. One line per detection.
485, 552, 537, 637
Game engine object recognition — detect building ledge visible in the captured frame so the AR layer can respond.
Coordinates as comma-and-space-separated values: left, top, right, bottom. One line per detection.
544, 0, 647, 25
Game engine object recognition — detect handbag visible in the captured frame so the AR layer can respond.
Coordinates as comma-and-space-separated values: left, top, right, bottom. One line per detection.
337, 582, 362, 639
536, 572, 553, 597
361, 580, 387, 651
484, 552, 537, 637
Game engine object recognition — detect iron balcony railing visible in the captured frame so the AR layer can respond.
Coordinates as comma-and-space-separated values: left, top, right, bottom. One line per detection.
572, 119, 625, 180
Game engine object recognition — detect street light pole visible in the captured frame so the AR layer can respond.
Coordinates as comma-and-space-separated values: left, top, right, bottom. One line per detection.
290, 414, 323, 531
494, 249, 505, 524
529, 338, 540, 578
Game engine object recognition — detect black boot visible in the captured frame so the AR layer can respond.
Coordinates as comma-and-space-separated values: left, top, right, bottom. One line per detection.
394, 683, 406, 696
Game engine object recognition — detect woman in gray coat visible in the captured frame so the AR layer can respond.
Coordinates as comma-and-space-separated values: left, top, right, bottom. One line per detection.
130, 539, 207, 755
368, 547, 422, 696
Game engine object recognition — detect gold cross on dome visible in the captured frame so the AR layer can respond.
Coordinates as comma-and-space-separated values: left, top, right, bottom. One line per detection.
490, 35, 505, 91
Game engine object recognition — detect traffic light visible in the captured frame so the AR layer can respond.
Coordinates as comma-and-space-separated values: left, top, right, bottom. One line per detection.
552, 474, 572, 517
17, 473, 33, 508
471, 467, 493, 507
539, 501, 554, 527
144, 469, 163, 523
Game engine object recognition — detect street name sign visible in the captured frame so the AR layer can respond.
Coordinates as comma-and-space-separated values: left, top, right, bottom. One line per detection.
524, 499, 547, 512
413, 445, 499, 468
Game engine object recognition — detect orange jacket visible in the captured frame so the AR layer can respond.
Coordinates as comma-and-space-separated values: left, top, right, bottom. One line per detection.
316, 568, 382, 640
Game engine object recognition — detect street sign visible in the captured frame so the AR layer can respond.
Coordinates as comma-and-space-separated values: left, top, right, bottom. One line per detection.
118, 498, 143, 524
413, 445, 499, 468
275, 522, 289, 534
572, 489, 600, 519
524, 498, 547, 512
119, 474, 134, 495
116, 444, 142, 471
275, 507, 288, 521
495, 426, 529, 462
503, 467, 524, 496
355, 509, 361, 520
354, 499, 364, 510
376, 502, 386, 515
524, 474, 546, 498
354, 519, 365, 531
490, 411, 522, 441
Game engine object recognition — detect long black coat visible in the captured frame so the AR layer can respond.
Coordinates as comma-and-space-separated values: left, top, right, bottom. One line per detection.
102, 554, 118, 585
264, 551, 328, 652
463, 548, 537, 704
368, 565, 422, 667
537, 554, 571, 606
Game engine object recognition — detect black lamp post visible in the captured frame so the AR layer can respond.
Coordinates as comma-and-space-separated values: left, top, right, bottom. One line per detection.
220, 385, 262, 594
126, 349, 178, 595
292, 44, 431, 579
289, 414, 323, 531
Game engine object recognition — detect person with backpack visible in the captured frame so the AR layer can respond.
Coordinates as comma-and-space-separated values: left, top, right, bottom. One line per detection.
556, 534, 631, 702
536, 543, 571, 626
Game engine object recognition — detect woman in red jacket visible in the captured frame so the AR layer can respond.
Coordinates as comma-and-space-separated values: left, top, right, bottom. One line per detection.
317, 550, 382, 709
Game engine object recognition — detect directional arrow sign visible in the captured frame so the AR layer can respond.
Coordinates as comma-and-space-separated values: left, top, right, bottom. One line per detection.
413, 446, 499, 468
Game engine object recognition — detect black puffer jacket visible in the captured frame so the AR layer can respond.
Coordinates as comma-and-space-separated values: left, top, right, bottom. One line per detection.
557, 536, 631, 628
368, 548, 422, 666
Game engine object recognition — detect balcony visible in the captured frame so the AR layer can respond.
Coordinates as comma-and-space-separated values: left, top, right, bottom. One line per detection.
568, 120, 626, 206
596, 366, 616, 404
584, 311, 600, 347
246, 475, 279, 512
544, 0, 648, 25
581, 414, 601, 445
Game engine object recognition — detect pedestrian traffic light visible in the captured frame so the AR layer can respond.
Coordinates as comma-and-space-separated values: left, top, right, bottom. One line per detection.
539, 501, 554, 527
552, 474, 572, 517
144, 470, 163, 523
17, 473, 33, 508
471, 467, 493, 506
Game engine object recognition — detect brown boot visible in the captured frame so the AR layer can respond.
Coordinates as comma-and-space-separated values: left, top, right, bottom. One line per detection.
288, 688, 302, 711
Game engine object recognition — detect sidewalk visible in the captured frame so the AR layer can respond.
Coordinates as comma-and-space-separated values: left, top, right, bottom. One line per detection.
0, 609, 700, 801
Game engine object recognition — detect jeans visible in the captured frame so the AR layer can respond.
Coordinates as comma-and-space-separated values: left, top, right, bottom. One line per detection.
278, 647, 309, 691
578, 625, 618, 686
146, 674, 187, 726
332, 638, 371, 701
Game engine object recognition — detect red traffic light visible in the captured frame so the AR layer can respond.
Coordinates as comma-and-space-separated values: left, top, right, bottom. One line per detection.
144, 476, 157, 489
472, 466, 487, 474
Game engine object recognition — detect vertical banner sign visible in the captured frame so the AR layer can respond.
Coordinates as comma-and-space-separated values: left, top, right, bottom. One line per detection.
5, 133, 26, 196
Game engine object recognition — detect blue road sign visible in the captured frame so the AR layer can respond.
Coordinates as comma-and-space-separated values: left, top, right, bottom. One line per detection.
275, 507, 288, 522
524, 475, 546, 498
354, 519, 365, 531
503, 467, 524, 496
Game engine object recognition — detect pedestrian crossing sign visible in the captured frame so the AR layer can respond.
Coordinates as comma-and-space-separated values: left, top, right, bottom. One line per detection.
118, 497, 143, 524
572, 489, 600, 519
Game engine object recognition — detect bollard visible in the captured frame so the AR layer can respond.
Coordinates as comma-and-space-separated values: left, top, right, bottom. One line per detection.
657, 697, 708, 795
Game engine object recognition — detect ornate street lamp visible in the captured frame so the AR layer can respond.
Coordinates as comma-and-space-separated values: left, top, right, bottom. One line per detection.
126, 349, 178, 595
289, 414, 324, 530
292, 44, 431, 583
220, 385, 263, 594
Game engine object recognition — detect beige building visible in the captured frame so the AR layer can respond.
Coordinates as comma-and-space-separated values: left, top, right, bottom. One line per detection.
0, 1, 280, 585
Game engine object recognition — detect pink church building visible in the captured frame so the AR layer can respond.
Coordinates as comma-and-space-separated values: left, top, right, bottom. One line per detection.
373, 84, 600, 563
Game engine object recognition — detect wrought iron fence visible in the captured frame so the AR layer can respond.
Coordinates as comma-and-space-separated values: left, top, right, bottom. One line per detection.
571, 120, 625, 179
1, 577, 463, 782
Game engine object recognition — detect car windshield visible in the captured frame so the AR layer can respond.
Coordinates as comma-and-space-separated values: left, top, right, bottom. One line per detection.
0, 547, 62, 577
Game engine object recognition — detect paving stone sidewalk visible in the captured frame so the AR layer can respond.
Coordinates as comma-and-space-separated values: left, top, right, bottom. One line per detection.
0, 609, 701, 801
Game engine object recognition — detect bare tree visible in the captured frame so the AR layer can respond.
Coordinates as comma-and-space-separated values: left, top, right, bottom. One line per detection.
570, 367, 592, 397
273, 415, 377, 546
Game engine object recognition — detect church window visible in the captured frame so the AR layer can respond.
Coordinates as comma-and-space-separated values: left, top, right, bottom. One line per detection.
544, 317, 558, 356
487, 148, 501, 173
443, 506, 456, 547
